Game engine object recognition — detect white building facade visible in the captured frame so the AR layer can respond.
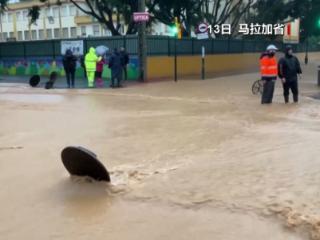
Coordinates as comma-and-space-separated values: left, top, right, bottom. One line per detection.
0, 0, 115, 41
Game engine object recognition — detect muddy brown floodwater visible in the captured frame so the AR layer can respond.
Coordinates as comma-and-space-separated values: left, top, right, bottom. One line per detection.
2, 60, 320, 240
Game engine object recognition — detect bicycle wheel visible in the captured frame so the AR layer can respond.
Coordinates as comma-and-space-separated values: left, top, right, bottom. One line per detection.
252, 80, 263, 95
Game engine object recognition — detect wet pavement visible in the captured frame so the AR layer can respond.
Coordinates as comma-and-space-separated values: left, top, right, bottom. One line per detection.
1, 59, 320, 240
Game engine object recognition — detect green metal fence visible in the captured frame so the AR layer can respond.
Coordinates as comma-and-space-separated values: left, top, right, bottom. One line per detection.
0, 35, 315, 58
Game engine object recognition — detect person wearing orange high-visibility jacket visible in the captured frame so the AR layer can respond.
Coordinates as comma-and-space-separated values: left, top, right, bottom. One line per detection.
260, 45, 278, 104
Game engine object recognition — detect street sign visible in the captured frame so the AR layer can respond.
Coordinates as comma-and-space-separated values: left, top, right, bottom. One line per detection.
61, 40, 84, 55
197, 23, 209, 40
283, 18, 300, 44
197, 32, 209, 40
198, 23, 209, 33
133, 12, 150, 22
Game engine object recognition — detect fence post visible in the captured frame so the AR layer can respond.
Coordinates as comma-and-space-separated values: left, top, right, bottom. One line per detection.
241, 39, 244, 53
84, 38, 88, 54
52, 40, 56, 60
168, 36, 171, 56
211, 38, 214, 54
123, 35, 126, 49
23, 42, 26, 59
192, 38, 194, 55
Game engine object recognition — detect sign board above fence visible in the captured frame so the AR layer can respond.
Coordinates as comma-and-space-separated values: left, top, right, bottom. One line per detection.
61, 40, 84, 55
197, 23, 209, 40
197, 33, 209, 40
133, 12, 150, 22
283, 19, 300, 44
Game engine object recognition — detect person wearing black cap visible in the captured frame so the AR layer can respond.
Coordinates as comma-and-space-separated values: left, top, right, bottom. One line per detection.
278, 45, 302, 103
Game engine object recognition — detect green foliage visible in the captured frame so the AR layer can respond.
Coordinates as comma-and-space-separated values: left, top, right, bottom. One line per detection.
0, 0, 8, 12
287, 0, 320, 39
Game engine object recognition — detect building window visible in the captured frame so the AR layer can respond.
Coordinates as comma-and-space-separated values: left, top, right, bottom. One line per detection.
62, 27, 69, 38
80, 26, 86, 36
70, 27, 77, 37
61, 5, 68, 17
24, 31, 30, 41
54, 28, 60, 38
16, 11, 22, 22
53, 7, 59, 18
39, 9, 44, 18
17, 31, 23, 41
31, 30, 37, 40
22, 10, 28, 21
77, 4, 87, 16
46, 8, 52, 18
46, 29, 52, 39
39, 30, 44, 40
93, 25, 100, 36
9, 32, 14, 38
8, 13, 13, 23
1, 13, 7, 23
3, 32, 8, 40
69, 5, 76, 16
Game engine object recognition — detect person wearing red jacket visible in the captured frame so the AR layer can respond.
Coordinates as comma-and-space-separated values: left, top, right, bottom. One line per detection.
260, 45, 279, 104
95, 57, 106, 88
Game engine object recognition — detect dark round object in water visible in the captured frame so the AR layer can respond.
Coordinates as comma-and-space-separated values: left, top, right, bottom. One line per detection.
45, 81, 54, 89
29, 75, 40, 87
61, 146, 111, 182
44, 71, 58, 89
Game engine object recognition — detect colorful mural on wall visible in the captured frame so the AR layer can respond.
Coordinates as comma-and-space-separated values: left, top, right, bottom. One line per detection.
0, 56, 139, 80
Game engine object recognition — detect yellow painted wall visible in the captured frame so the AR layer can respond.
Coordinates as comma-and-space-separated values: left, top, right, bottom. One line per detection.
147, 52, 320, 81
147, 53, 260, 80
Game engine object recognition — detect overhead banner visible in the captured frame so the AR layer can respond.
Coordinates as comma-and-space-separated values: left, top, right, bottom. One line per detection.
283, 19, 300, 44
61, 40, 84, 55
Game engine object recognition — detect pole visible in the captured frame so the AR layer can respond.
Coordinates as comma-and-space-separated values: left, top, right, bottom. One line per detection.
305, 35, 309, 65
58, 6, 62, 38
174, 37, 177, 82
43, 8, 47, 40
0, 13, 3, 42
137, 0, 147, 82
201, 46, 205, 80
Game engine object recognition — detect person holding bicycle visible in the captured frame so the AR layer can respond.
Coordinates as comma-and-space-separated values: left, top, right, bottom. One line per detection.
260, 45, 279, 104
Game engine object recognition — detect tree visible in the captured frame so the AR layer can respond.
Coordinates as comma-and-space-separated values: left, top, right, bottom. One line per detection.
287, 0, 320, 40
200, 0, 255, 37
28, 0, 139, 35
0, 0, 8, 12
147, 0, 203, 36
9, 0, 257, 37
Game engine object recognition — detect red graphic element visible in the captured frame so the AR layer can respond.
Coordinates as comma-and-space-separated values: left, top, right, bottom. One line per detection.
287, 23, 291, 36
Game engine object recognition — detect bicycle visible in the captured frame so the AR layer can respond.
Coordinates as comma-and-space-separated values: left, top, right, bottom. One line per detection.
252, 79, 264, 95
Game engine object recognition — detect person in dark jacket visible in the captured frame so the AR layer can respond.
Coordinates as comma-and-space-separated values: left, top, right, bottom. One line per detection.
120, 47, 129, 81
108, 48, 125, 88
80, 55, 87, 79
62, 49, 77, 88
278, 45, 302, 103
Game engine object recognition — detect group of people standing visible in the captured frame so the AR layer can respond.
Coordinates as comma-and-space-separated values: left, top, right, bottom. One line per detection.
62, 47, 129, 89
260, 44, 302, 104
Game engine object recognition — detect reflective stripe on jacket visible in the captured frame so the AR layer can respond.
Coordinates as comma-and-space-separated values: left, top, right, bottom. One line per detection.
260, 56, 278, 78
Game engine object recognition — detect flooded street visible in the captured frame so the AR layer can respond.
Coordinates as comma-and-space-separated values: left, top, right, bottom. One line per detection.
2, 61, 320, 240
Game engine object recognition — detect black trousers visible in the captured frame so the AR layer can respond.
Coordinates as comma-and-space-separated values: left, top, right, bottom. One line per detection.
261, 79, 275, 104
283, 80, 298, 103
111, 73, 123, 87
65, 69, 75, 87
123, 66, 128, 81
